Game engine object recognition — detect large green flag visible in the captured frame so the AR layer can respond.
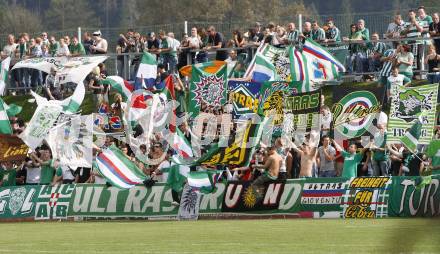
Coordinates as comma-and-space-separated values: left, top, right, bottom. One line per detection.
189, 64, 227, 117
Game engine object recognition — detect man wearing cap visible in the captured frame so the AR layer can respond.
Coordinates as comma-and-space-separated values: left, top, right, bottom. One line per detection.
90, 30, 108, 54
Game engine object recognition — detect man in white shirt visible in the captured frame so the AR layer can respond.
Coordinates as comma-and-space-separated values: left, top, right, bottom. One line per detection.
386, 15, 405, 44
320, 105, 332, 136
2, 34, 18, 60
27, 152, 42, 184
387, 66, 411, 99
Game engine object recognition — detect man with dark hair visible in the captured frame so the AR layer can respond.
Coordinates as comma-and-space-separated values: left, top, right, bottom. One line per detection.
251, 145, 282, 192
333, 140, 369, 178
311, 21, 325, 42
325, 18, 341, 42
206, 26, 227, 61
317, 135, 336, 177
429, 13, 440, 54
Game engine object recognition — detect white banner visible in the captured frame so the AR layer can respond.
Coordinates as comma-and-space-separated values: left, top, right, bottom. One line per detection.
46, 115, 93, 168
12, 56, 107, 84
19, 102, 63, 150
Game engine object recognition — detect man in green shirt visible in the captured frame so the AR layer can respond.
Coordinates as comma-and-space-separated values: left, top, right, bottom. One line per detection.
333, 140, 369, 178
49, 36, 60, 57
70, 36, 86, 56
311, 21, 325, 42
33, 148, 57, 185
0, 161, 17, 187
426, 139, 440, 175
158, 30, 177, 74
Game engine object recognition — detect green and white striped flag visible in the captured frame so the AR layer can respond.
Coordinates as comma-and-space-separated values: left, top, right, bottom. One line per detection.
101, 76, 133, 102
187, 171, 215, 194
0, 57, 10, 96
0, 97, 12, 134
400, 116, 423, 153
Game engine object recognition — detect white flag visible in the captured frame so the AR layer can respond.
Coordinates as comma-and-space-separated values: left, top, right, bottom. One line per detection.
46, 115, 93, 168
19, 102, 62, 150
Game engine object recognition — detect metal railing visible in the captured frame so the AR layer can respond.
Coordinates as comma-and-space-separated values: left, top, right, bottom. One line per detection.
4, 35, 439, 93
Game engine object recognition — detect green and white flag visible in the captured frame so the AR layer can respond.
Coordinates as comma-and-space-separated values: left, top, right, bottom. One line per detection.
388, 84, 438, 144
0, 57, 11, 96
19, 99, 63, 149
400, 116, 422, 153
189, 64, 227, 116
187, 171, 215, 194
30, 81, 84, 115
0, 98, 12, 134
101, 76, 133, 102
135, 52, 157, 88
12, 56, 107, 85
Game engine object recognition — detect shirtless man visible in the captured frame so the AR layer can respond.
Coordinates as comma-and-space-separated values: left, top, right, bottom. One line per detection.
251, 146, 282, 190
291, 142, 317, 177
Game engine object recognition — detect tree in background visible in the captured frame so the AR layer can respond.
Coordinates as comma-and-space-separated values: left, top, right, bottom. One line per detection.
0, 4, 42, 35
45, 0, 100, 31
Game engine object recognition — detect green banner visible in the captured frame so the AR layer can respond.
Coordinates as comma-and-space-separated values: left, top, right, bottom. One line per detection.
388, 176, 440, 217
327, 46, 349, 66
69, 183, 179, 217
0, 185, 41, 219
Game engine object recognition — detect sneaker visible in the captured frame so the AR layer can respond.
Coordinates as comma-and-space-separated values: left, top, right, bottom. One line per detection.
171, 201, 180, 206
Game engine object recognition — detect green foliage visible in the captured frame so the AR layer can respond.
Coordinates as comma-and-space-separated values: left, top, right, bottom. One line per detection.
0, 4, 42, 35
44, 0, 100, 31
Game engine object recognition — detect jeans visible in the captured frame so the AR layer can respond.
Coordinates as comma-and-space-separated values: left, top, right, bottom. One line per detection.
354, 52, 368, 73
319, 170, 336, 177
345, 54, 355, 73
427, 73, 440, 84
18, 68, 31, 88
161, 55, 177, 74
368, 58, 382, 72
31, 70, 43, 89
372, 159, 390, 176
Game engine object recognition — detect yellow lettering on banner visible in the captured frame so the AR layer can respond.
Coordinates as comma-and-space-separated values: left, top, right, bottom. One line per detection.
239, 94, 246, 107
350, 177, 390, 188
301, 95, 310, 110
344, 205, 375, 218
353, 190, 373, 205
245, 96, 253, 111
3, 144, 28, 158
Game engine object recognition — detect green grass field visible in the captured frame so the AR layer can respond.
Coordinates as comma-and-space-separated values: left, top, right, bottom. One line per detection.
0, 218, 438, 254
